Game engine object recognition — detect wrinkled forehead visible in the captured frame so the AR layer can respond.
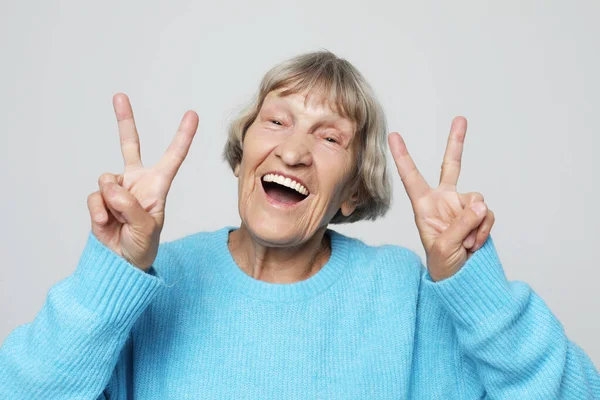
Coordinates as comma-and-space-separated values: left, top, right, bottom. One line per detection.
265, 89, 354, 123
261, 76, 368, 133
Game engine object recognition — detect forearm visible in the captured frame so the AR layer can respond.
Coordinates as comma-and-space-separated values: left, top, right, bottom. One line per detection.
456, 295, 600, 399
0, 231, 164, 399
423, 236, 600, 399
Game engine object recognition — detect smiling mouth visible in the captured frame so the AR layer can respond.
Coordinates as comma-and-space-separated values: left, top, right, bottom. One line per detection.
261, 174, 309, 206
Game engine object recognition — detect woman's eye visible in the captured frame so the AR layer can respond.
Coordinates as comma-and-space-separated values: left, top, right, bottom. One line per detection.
324, 137, 338, 144
270, 120, 282, 126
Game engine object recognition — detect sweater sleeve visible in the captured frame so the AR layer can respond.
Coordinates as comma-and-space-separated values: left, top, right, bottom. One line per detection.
0, 231, 165, 399
421, 236, 600, 399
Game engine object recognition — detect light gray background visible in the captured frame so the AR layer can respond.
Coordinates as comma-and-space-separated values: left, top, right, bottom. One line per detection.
1, 0, 598, 367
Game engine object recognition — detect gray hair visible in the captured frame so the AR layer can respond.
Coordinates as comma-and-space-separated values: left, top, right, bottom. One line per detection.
223, 50, 391, 223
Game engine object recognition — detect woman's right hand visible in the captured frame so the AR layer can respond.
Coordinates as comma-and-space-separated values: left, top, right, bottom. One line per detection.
86, 93, 199, 272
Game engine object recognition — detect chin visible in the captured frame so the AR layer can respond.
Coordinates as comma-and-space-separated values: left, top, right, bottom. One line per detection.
244, 216, 310, 247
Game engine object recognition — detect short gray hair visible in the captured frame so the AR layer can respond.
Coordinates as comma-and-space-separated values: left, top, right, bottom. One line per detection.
223, 50, 391, 223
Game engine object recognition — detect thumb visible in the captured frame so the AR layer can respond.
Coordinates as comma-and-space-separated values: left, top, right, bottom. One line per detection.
102, 182, 152, 229
440, 202, 487, 249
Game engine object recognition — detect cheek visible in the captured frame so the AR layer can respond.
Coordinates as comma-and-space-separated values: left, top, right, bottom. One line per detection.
242, 129, 280, 167
237, 130, 279, 194
314, 148, 354, 198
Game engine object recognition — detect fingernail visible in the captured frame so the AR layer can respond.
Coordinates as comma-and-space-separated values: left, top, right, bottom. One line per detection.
471, 202, 486, 216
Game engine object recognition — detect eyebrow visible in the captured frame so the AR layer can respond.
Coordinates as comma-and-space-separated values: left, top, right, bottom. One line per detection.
265, 96, 356, 138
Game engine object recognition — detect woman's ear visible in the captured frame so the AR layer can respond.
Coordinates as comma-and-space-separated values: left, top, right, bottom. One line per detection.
234, 164, 240, 177
340, 193, 359, 217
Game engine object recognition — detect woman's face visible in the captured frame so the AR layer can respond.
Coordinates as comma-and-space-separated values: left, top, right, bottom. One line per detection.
235, 89, 358, 247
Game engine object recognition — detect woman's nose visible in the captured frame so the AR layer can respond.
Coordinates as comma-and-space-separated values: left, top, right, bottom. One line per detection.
274, 130, 313, 167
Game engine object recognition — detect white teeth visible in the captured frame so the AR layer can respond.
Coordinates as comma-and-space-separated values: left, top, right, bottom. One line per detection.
262, 173, 309, 196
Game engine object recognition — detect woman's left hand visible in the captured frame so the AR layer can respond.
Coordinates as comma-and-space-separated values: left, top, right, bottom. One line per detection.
388, 117, 495, 282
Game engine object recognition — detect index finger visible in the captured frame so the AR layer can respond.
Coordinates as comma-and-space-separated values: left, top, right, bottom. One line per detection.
156, 110, 199, 182
113, 93, 143, 169
388, 132, 430, 204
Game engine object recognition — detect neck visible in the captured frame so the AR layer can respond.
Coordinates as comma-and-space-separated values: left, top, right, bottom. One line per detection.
227, 224, 331, 284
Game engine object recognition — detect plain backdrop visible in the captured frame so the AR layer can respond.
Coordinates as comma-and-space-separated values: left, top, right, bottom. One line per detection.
1, 0, 598, 367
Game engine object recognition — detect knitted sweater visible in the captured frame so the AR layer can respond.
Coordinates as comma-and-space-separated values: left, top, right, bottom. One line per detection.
1, 227, 599, 399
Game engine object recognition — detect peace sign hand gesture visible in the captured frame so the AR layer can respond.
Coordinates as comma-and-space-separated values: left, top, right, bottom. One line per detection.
86, 93, 199, 272
388, 117, 495, 282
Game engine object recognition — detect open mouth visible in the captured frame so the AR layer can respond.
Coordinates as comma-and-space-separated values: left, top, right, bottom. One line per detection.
261, 173, 309, 206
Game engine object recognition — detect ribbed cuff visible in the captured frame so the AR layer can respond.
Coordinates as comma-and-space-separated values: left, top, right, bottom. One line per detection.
70, 230, 165, 327
422, 236, 520, 328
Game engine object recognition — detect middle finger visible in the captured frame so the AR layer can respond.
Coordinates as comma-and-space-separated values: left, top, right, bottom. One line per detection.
439, 117, 467, 189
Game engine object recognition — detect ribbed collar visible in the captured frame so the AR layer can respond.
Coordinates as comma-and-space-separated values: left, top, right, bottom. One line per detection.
212, 226, 351, 303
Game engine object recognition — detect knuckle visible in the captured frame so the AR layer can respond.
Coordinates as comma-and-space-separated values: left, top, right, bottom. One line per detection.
101, 181, 113, 195
441, 160, 459, 169
98, 172, 116, 187
463, 192, 484, 204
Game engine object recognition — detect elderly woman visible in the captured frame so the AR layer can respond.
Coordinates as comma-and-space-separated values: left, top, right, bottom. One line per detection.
1, 51, 598, 399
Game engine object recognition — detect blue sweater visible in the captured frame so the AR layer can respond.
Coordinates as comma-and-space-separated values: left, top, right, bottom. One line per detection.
1, 227, 599, 399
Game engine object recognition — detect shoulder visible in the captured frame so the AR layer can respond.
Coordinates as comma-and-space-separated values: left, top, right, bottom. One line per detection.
151, 226, 232, 282
160, 226, 230, 251
329, 229, 426, 281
